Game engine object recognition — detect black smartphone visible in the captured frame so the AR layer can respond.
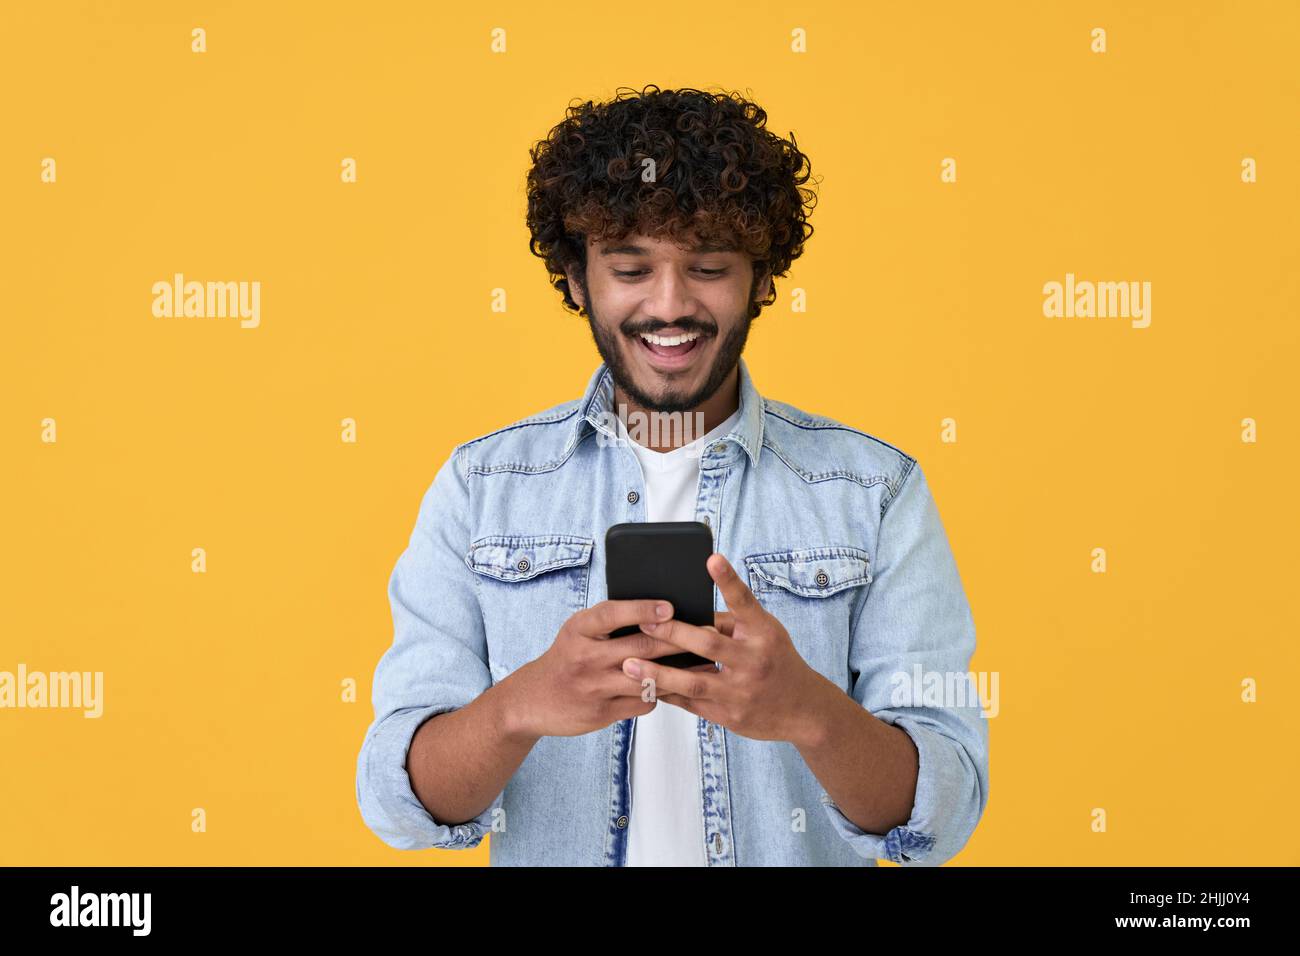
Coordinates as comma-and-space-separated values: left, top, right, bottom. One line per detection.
605, 521, 716, 669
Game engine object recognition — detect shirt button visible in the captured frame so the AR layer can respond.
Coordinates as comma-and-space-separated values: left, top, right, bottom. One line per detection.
713, 832, 724, 854
814, 569, 829, 588
707, 724, 714, 742
711, 442, 726, 453
701, 515, 710, 527
626, 490, 639, 505
517, 557, 531, 573
616, 815, 628, 829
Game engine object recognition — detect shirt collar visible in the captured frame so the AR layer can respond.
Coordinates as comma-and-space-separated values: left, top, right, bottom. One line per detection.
574, 356, 765, 467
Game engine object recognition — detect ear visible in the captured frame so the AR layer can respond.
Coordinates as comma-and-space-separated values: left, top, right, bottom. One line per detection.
753, 268, 772, 303
565, 264, 587, 311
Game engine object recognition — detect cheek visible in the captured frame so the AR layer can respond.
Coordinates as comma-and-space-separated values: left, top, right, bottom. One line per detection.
587, 284, 637, 319
703, 281, 751, 315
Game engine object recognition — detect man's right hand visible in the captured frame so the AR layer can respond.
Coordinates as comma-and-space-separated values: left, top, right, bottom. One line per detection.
499, 599, 693, 739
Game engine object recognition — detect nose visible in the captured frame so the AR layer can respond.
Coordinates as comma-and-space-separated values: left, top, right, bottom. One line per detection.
642, 267, 697, 325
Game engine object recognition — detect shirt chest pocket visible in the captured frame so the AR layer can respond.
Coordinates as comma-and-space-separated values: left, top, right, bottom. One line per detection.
466, 534, 594, 683
743, 547, 873, 687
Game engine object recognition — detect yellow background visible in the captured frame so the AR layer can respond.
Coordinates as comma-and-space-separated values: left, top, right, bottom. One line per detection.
1, 1, 1296, 866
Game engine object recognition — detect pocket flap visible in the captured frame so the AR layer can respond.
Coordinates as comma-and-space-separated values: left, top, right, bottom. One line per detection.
466, 534, 593, 583
745, 547, 872, 597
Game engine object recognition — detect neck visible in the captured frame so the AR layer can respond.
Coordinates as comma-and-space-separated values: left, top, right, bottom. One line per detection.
613, 366, 740, 454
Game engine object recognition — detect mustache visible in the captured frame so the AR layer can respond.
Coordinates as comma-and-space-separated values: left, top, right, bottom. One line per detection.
623, 322, 715, 336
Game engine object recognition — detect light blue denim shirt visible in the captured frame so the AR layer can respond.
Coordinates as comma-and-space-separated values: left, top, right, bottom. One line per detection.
356, 357, 989, 866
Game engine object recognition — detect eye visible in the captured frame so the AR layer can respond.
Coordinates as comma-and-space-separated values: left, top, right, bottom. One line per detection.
612, 268, 727, 279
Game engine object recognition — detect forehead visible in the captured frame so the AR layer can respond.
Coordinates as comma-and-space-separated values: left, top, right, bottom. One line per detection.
591, 233, 741, 256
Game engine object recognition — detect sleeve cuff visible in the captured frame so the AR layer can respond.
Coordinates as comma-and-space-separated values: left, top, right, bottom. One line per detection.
819, 713, 976, 865
356, 703, 500, 850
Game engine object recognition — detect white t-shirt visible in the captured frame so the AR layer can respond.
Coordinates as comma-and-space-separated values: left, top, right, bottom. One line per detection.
618, 404, 742, 866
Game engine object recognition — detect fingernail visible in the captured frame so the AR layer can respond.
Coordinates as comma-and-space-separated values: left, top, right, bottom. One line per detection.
656, 603, 671, 619
641, 621, 658, 633
623, 659, 641, 677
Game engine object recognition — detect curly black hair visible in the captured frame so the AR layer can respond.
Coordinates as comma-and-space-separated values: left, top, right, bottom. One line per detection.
525, 85, 818, 321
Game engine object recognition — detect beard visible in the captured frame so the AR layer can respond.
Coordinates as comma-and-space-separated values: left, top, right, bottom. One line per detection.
582, 294, 752, 415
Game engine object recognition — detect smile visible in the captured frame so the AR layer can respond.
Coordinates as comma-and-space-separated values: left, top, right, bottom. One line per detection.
633, 329, 705, 370
638, 330, 703, 347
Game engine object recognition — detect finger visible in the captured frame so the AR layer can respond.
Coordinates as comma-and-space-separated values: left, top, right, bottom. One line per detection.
598, 667, 666, 701
593, 630, 697, 669
707, 553, 766, 627
596, 655, 697, 701
604, 657, 719, 701
638, 617, 734, 668
572, 599, 672, 638
621, 654, 719, 700
606, 695, 658, 722
713, 611, 736, 636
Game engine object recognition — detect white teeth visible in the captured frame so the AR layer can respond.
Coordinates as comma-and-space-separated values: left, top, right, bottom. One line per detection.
639, 330, 701, 347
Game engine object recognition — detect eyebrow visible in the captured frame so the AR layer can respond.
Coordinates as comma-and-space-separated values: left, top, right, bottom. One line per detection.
598, 239, 739, 256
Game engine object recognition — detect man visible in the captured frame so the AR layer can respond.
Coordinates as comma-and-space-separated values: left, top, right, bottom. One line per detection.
356, 86, 988, 866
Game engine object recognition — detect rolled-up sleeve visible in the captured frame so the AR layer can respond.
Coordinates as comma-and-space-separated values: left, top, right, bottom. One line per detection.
820, 458, 990, 865
355, 446, 503, 850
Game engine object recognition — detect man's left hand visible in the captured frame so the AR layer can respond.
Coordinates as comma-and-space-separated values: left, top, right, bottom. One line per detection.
626, 552, 832, 746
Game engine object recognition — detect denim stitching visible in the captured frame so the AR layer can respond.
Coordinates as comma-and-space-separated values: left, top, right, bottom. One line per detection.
885, 826, 937, 863
466, 535, 594, 581
744, 548, 873, 597
760, 437, 898, 489
455, 402, 582, 453
763, 405, 916, 461
880, 456, 919, 520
